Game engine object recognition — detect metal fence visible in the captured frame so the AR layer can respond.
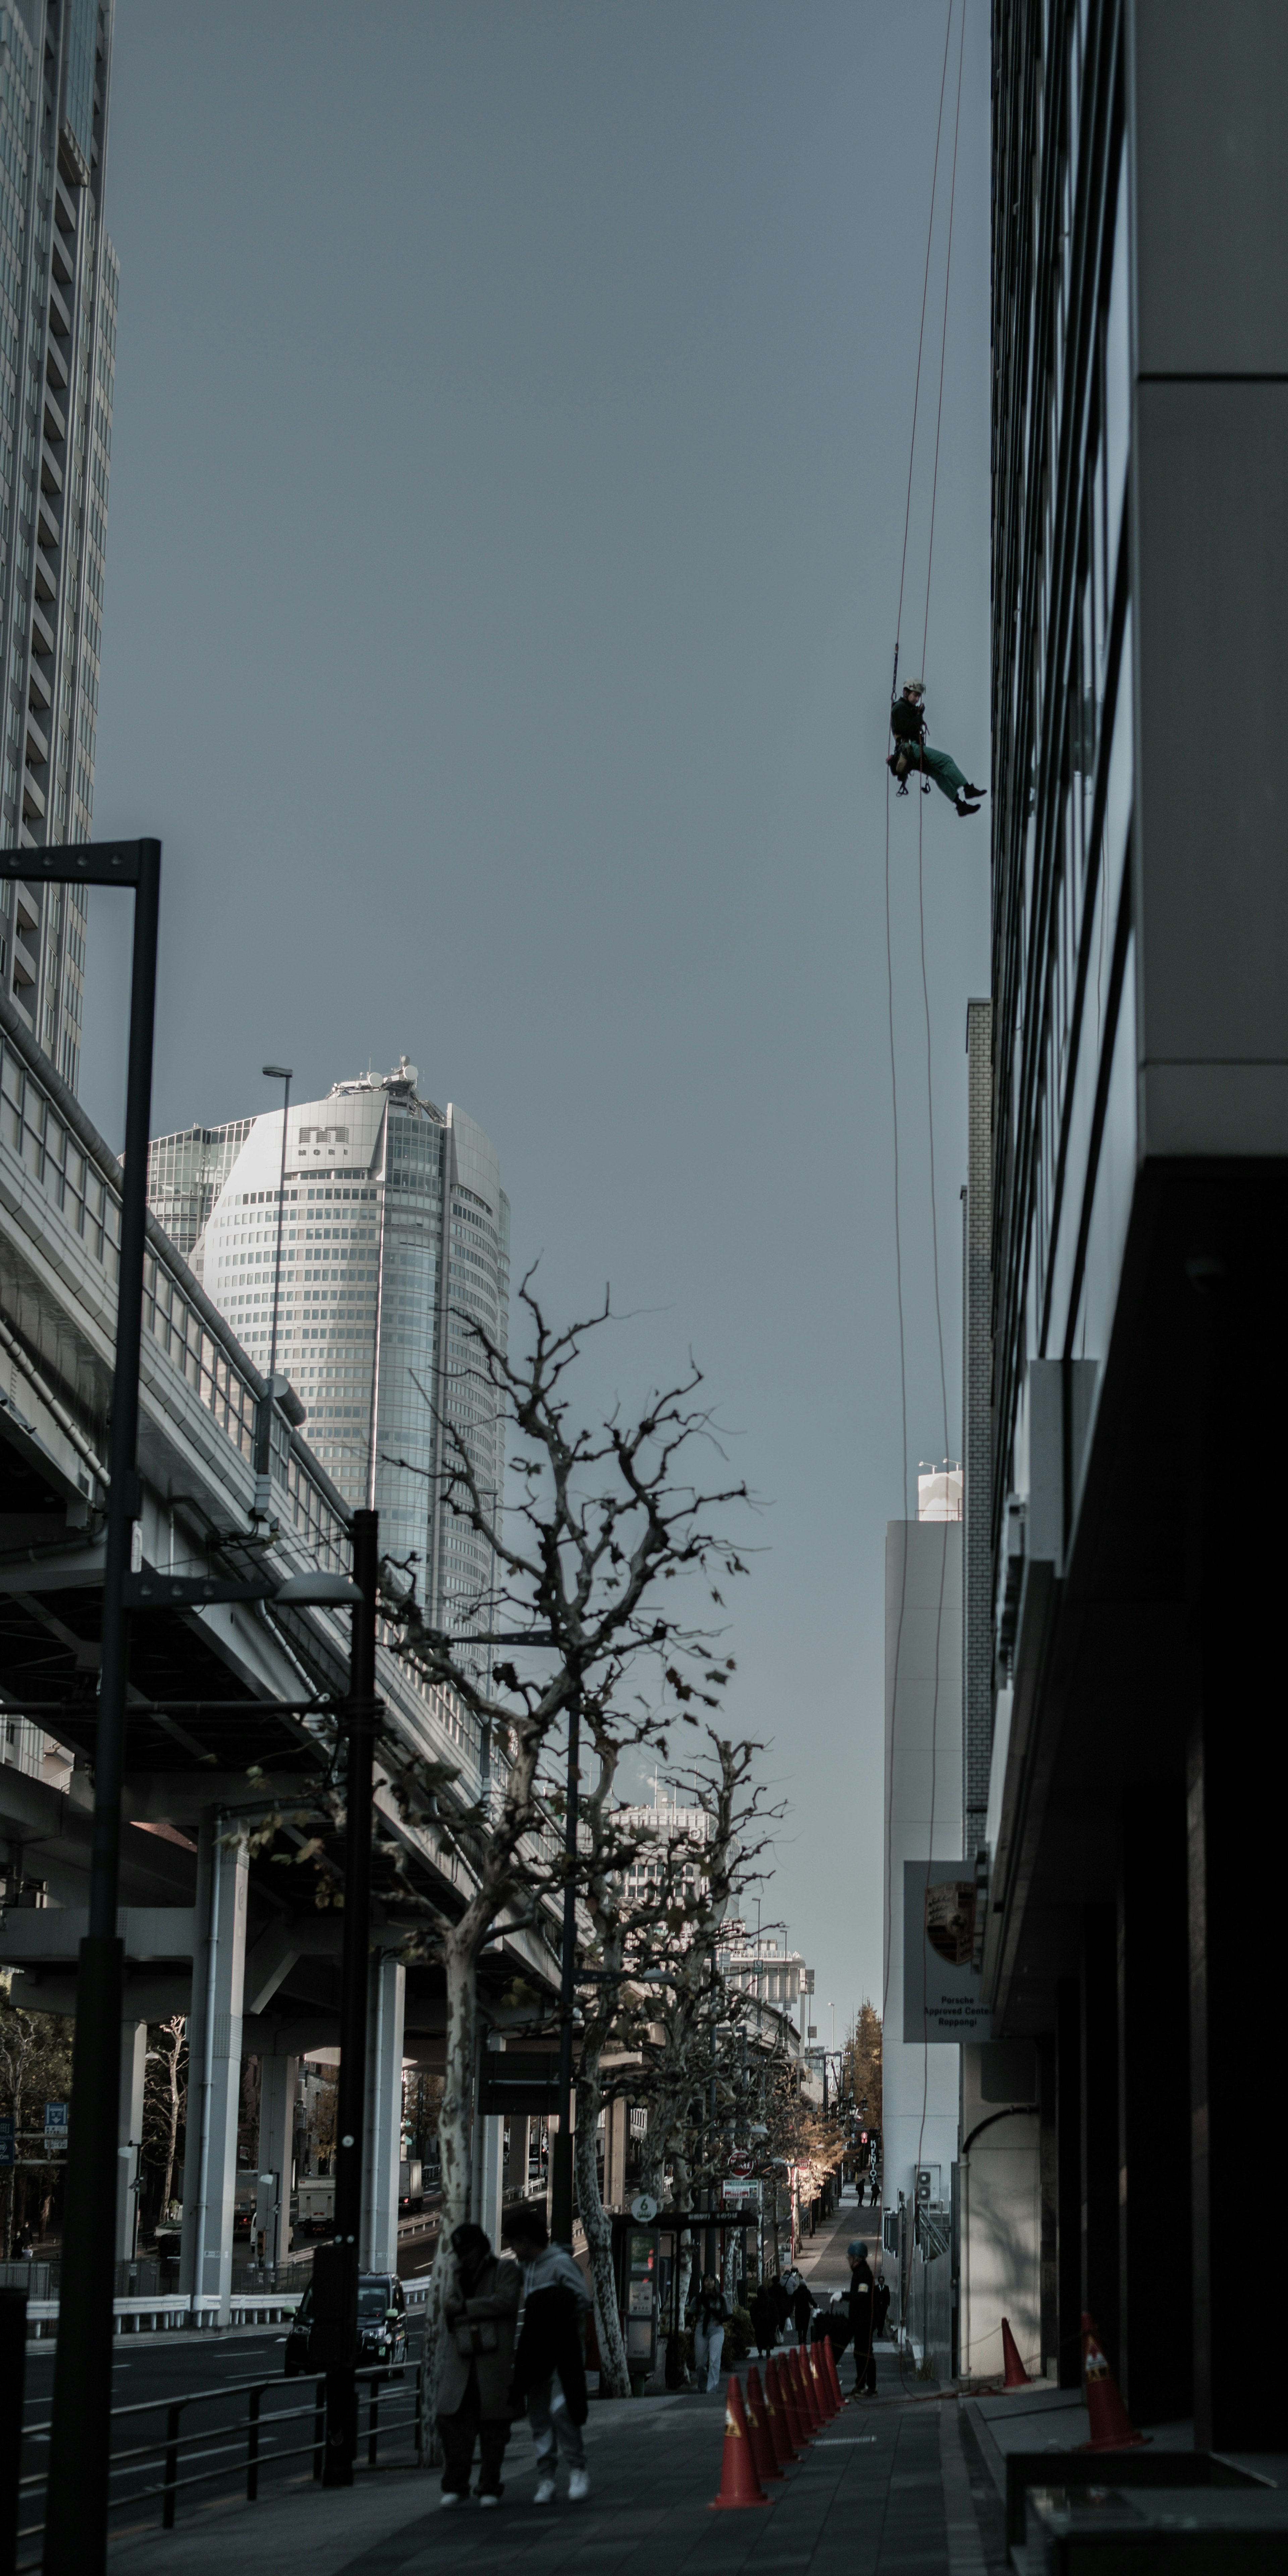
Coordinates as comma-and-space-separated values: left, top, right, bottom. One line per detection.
16, 2362, 421, 2568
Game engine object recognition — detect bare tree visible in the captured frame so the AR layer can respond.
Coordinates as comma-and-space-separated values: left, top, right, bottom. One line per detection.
376, 1281, 748, 2427
0, 1998, 73, 2255
142, 2018, 187, 2223
571, 1735, 778, 2369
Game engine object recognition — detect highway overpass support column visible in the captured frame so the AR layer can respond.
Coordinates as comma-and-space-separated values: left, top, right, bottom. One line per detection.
361, 1953, 405, 2273
179, 1815, 249, 2322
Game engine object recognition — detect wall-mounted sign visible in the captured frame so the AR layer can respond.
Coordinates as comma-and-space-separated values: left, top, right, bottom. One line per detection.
903, 1862, 991, 2041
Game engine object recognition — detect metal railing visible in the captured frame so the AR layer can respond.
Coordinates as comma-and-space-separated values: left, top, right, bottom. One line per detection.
17, 2360, 421, 2566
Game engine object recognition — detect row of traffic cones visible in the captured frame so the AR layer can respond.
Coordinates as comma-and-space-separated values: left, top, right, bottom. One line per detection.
999, 2310, 1146, 2454
710, 2336, 846, 2509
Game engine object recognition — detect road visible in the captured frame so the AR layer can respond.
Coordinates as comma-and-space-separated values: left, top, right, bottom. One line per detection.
19, 2322, 426, 2554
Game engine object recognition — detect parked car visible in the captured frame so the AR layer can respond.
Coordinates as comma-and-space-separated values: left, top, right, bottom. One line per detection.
284, 2271, 409, 2378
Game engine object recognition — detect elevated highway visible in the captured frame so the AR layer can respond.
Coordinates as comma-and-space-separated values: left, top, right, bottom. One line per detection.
0, 986, 555, 2309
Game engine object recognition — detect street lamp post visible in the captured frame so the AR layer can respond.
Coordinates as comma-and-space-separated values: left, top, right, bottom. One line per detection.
322, 1508, 380, 2483
255, 1063, 292, 1514
4, 839, 164, 2576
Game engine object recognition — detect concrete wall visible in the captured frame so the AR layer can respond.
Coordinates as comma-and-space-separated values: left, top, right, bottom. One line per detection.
957, 2043, 1041, 2384
881, 1520, 962, 2243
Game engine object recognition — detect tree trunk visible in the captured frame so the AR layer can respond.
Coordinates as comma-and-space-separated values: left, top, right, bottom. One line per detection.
574, 2052, 631, 2399
417, 1917, 477, 2460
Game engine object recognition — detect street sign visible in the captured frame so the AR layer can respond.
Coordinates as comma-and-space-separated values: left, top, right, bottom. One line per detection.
726, 2150, 753, 2176
44, 2102, 68, 2148
0, 2117, 13, 2169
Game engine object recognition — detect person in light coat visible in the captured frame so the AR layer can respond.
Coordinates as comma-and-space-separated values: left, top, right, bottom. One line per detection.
436, 2223, 522, 2507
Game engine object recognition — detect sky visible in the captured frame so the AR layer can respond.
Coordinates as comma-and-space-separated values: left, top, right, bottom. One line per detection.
82, 0, 991, 2041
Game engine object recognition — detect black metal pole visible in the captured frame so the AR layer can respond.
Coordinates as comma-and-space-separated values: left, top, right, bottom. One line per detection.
323, 1507, 379, 2486
44, 839, 161, 2576
0, 2286, 27, 2576
549, 1703, 580, 2246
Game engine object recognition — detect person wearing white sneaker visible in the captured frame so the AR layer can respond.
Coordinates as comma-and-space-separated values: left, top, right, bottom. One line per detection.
502, 2207, 593, 2506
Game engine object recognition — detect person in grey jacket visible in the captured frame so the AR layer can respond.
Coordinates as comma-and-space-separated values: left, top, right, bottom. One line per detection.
502, 2208, 593, 2504
437, 2223, 522, 2507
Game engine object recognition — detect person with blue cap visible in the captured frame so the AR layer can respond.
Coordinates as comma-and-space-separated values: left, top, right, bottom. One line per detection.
847, 2238, 878, 2398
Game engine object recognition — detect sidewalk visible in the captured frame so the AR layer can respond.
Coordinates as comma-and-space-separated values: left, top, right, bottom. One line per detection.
103, 2193, 998, 2576
108, 2363, 994, 2576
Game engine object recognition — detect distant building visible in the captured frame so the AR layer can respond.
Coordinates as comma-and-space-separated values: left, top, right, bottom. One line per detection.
880, 1479, 962, 2374
0, 0, 120, 1090
146, 1120, 254, 1264
984, 4, 1288, 2449
148, 1056, 510, 1663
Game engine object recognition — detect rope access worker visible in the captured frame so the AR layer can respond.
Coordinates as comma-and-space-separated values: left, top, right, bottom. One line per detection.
888, 680, 984, 818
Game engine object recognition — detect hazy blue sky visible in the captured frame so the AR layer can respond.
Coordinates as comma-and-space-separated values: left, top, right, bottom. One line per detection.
84, 1, 991, 2035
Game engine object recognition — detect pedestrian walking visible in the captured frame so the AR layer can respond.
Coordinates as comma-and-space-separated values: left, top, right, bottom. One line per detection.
847, 2239, 877, 2398
689, 2273, 729, 2391
501, 2207, 592, 2504
873, 2270, 892, 2343
436, 2222, 522, 2508
790, 2277, 815, 2345
749, 2281, 777, 2356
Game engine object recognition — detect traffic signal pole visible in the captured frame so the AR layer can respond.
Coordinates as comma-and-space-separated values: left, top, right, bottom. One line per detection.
322, 1509, 379, 2485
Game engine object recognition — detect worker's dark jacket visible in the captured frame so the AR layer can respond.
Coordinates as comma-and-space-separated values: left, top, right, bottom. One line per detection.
511, 2284, 589, 2426
848, 2258, 876, 2358
890, 696, 926, 746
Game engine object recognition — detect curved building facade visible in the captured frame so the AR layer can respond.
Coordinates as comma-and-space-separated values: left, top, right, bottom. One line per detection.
149, 1057, 509, 1660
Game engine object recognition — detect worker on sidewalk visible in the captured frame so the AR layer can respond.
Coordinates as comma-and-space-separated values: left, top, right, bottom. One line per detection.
502, 2207, 592, 2504
888, 679, 985, 816
689, 2272, 730, 2392
847, 2239, 878, 2398
436, 2222, 522, 2508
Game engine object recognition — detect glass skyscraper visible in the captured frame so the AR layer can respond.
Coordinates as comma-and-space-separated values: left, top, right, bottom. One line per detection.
146, 1118, 255, 1264
0, 1, 119, 1092
148, 1057, 511, 1657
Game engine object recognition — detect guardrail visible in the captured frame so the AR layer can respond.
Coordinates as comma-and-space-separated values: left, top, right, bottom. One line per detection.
25, 2278, 430, 2340
16, 2359, 421, 2567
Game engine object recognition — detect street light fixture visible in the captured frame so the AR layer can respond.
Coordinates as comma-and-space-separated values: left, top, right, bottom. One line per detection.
255, 1063, 293, 1517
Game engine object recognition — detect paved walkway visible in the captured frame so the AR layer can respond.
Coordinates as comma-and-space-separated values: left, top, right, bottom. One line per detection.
106, 2196, 1010, 2576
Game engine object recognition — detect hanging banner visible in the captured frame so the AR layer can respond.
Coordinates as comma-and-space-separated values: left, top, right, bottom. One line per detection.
903, 1861, 991, 2041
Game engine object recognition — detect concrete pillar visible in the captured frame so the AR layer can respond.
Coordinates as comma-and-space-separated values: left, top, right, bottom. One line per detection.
116, 2022, 146, 2264
504, 2114, 529, 2211
255, 2054, 299, 2270
476, 2113, 504, 2247
179, 1817, 249, 2321
1118, 1787, 1191, 2425
1080, 1907, 1119, 2371
1055, 1980, 1081, 2389
360, 1954, 405, 2274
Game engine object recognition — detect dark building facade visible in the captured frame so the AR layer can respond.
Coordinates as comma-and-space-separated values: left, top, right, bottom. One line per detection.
981, 1, 1287, 2448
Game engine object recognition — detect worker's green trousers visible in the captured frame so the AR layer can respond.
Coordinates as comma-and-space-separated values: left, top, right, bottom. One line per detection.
893, 744, 968, 803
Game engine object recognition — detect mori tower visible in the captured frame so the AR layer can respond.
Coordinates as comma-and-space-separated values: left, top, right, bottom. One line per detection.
147, 1059, 510, 1655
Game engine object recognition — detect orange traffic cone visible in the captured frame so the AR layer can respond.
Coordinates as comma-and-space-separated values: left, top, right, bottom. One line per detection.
709, 2374, 771, 2509
776, 2352, 810, 2451
1001, 2317, 1031, 2390
821, 2331, 844, 2411
793, 2345, 823, 2432
807, 2343, 834, 2421
1079, 2314, 1148, 2453
763, 2359, 796, 2469
745, 2368, 784, 2481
